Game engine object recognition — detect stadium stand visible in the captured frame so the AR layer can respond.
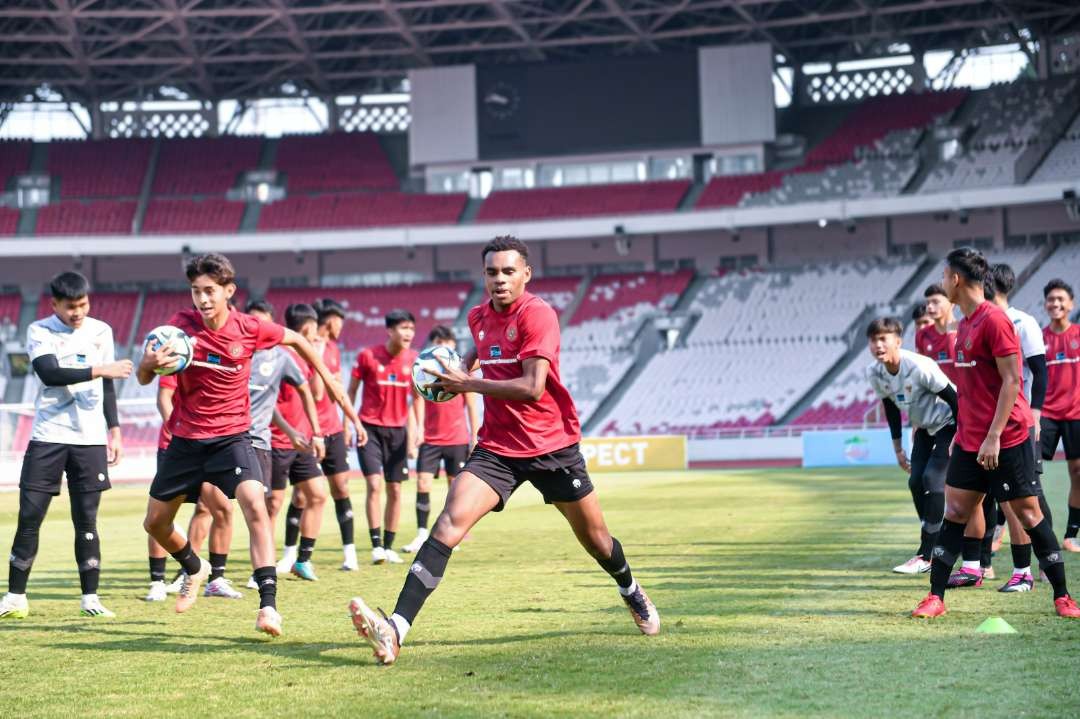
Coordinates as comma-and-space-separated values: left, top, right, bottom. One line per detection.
257, 192, 466, 230
0, 292, 20, 326
476, 181, 690, 222
143, 198, 245, 234
36, 200, 136, 235
0, 208, 18, 235
527, 276, 582, 316
1031, 111, 1080, 182
920, 77, 1078, 192
1009, 241, 1080, 321
47, 138, 152, 198
152, 136, 262, 195
275, 133, 398, 192
0, 140, 31, 189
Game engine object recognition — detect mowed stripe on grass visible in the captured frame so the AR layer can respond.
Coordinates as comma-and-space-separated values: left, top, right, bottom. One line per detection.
0, 466, 1078, 718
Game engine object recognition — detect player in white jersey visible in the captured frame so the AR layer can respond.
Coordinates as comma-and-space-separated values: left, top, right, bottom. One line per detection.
0, 272, 133, 620
866, 317, 958, 574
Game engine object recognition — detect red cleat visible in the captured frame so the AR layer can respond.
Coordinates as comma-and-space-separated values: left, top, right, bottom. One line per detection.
1054, 595, 1080, 618
912, 593, 947, 618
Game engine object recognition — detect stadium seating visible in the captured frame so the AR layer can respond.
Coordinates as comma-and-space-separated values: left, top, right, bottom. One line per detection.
564, 270, 693, 347
264, 282, 471, 350
38, 291, 139, 348
257, 192, 466, 230
1009, 241, 1080, 321
527, 276, 582, 316
562, 347, 635, 424
36, 200, 136, 235
48, 138, 152, 198
1031, 112, 1080, 182
0, 292, 21, 326
275, 133, 398, 192
142, 198, 245, 234
152, 136, 262, 195
476, 181, 690, 222
920, 78, 1078, 192
0, 207, 19, 235
0, 140, 31, 189
696, 171, 786, 208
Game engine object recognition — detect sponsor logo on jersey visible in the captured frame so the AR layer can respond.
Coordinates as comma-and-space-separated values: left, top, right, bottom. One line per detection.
896, 393, 907, 403
207, 353, 222, 365
1059, 352, 1067, 361
388, 373, 397, 382
76, 353, 87, 364
490, 345, 502, 359
937, 351, 947, 361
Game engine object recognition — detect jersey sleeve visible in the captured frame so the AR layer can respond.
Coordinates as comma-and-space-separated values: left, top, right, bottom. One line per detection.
1018, 314, 1046, 358
517, 301, 560, 365
158, 373, 178, 390
254, 318, 286, 350
281, 351, 306, 387
351, 349, 368, 380
987, 311, 1021, 359
25, 322, 56, 361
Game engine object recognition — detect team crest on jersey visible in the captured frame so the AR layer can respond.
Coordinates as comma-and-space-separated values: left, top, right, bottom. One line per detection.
490, 345, 502, 359
259, 361, 274, 377
964, 338, 972, 350
507, 326, 517, 341
229, 343, 243, 357
1071, 340, 1079, 350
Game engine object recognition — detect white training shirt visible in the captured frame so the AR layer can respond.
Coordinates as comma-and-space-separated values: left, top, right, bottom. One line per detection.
1006, 305, 1046, 404
26, 314, 114, 445
866, 349, 955, 435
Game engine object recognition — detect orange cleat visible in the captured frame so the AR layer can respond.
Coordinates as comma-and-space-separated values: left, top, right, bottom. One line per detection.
1054, 595, 1080, 618
911, 593, 947, 618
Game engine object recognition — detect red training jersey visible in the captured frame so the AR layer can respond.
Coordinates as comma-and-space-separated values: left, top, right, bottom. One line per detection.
314, 339, 344, 436
157, 373, 178, 450
953, 301, 1032, 452
271, 346, 314, 450
1043, 323, 1080, 421
166, 308, 285, 440
468, 291, 581, 457
351, 345, 417, 427
915, 324, 959, 384
424, 393, 470, 446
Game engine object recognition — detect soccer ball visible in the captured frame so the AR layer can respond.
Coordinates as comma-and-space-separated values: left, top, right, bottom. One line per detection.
412, 345, 463, 403
145, 325, 194, 376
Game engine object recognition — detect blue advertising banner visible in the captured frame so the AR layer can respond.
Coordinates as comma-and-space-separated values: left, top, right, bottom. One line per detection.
802, 429, 911, 468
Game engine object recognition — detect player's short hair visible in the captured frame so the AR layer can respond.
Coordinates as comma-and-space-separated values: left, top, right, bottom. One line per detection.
49, 271, 90, 301
385, 309, 415, 329
1044, 278, 1074, 299
185, 253, 236, 286
923, 284, 948, 299
482, 235, 529, 263
313, 298, 346, 324
284, 303, 318, 332
245, 299, 274, 317
988, 263, 1016, 298
427, 324, 455, 343
866, 316, 903, 338
946, 247, 989, 285
911, 302, 928, 322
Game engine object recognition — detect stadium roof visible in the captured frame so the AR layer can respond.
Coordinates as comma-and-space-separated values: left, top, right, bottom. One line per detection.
2, 0, 1078, 103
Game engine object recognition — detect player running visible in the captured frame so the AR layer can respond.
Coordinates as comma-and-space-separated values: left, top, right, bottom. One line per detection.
346, 309, 419, 565
865, 317, 958, 575
911, 248, 1079, 619
915, 284, 958, 383
1041, 279, 1080, 552
403, 325, 480, 553
137, 253, 357, 637
346, 236, 659, 665
1, 272, 131, 620
279, 299, 364, 572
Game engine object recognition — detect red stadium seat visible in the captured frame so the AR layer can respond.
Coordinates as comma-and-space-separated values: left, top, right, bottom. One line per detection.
36, 200, 136, 235
143, 198, 245, 234
275, 133, 399, 192
0, 207, 19, 236
476, 181, 690, 222
47, 139, 152, 198
152, 136, 262, 195
257, 192, 466, 230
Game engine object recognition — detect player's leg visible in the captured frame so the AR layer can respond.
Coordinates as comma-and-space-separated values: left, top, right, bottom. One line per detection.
896, 429, 938, 573
348, 453, 513, 664
231, 477, 282, 635
289, 454, 327, 580
69, 489, 114, 617
951, 497, 988, 588
999, 502, 1035, 592
320, 432, 356, 568
144, 494, 210, 612
1006, 495, 1078, 616
405, 442, 438, 553
1064, 455, 1080, 551
202, 484, 241, 599
380, 433, 408, 563
271, 449, 302, 572
145, 537, 170, 601
978, 496, 997, 579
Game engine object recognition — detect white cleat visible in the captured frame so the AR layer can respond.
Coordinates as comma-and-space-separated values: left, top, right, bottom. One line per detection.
402, 529, 429, 554
276, 548, 298, 574
371, 547, 387, 565
204, 577, 243, 599
255, 606, 283, 637
892, 556, 932, 574
246, 575, 259, 590
383, 549, 404, 565
341, 544, 359, 571
165, 572, 186, 595
80, 595, 116, 618
144, 581, 168, 602
0, 593, 29, 619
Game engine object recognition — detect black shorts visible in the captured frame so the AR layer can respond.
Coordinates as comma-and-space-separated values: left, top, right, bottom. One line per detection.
320, 431, 350, 477
20, 441, 110, 495
462, 443, 595, 512
1040, 417, 1080, 460
946, 440, 1041, 502
254, 447, 273, 492
359, 422, 409, 482
418, 443, 469, 477
271, 448, 323, 490
150, 432, 260, 502
1030, 426, 1043, 475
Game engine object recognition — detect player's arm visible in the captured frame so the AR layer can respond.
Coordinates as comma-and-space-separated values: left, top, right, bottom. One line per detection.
295, 381, 326, 460
137, 340, 179, 385
279, 329, 365, 439
412, 388, 425, 449
979, 353, 1022, 470
882, 398, 909, 471
1027, 353, 1047, 441
272, 407, 311, 453
465, 391, 480, 449
32, 354, 132, 386
406, 394, 419, 459
156, 383, 175, 422
102, 377, 123, 466
429, 356, 549, 402
934, 385, 959, 421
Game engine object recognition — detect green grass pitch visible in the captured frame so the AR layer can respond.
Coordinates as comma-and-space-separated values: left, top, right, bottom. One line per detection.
1, 465, 1079, 718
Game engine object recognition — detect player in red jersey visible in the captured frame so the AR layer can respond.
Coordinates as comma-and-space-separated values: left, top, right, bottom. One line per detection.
1040, 279, 1080, 552
346, 236, 659, 665
137, 253, 360, 636
347, 310, 418, 566
402, 325, 480, 553
915, 284, 959, 384
911, 248, 1079, 619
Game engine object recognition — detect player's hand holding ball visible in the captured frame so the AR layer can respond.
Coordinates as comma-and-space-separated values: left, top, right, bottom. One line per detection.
414, 346, 467, 400
141, 325, 193, 376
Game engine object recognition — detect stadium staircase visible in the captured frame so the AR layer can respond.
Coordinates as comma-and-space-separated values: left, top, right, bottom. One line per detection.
558, 276, 592, 326
458, 197, 485, 224
241, 137, 278, 231
677, 181, 707, 211
581, 317, 666, 435
131, 139, 162, 234
893, 256, 936, 301
1020, 99, 1080, 183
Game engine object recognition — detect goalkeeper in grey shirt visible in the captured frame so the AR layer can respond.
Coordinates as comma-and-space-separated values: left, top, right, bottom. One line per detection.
865, 317, 958, 575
